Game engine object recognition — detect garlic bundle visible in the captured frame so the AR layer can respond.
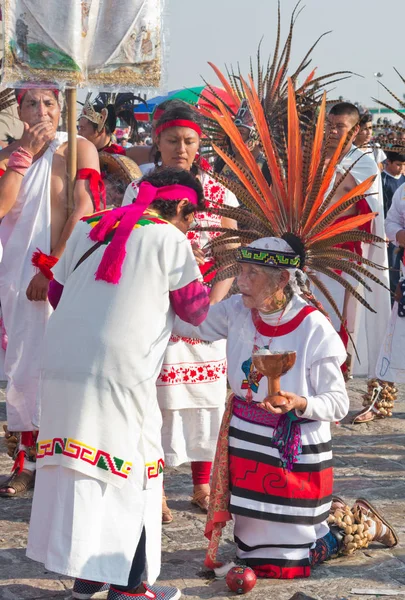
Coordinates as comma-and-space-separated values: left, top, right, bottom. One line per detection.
328, 503, 373, 555
362, 379, 397, 419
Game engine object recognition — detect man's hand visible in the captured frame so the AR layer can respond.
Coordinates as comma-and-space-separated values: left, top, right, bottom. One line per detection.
258, 391, 307, 415
20, 121, 55, 157
396, 229, 405, 248
26, 272, 50, 302
191, 243, 205, 266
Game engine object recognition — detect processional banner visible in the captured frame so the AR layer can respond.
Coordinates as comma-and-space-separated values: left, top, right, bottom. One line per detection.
1, 0, 164, 90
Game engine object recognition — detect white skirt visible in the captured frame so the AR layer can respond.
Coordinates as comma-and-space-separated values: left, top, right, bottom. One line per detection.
161, 407, 224, 466
26, 466, 162, 586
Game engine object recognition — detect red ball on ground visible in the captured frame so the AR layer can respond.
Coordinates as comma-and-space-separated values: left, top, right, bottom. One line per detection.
226, 566, 257, 594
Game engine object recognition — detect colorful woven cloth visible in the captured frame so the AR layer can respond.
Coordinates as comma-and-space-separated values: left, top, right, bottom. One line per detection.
204, 394, 234, 569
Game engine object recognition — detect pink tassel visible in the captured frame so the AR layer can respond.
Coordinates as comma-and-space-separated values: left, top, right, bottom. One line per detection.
95, 243, 127, 285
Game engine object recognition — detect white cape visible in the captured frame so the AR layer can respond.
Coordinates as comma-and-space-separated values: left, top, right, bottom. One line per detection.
0, 132, 68, 430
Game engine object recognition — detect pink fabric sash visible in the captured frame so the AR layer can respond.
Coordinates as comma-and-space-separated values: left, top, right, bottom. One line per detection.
89, 181, 198, 284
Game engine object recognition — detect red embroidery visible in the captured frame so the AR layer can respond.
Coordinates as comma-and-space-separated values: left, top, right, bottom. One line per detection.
157, 359, 227, 386
187, 175, 227, 248
170, 334, 205, 345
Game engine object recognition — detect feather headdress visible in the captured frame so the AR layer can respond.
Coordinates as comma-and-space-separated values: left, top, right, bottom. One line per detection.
200, 76, 387, 337
197, 1, 352, 160
371, 68, 405, 154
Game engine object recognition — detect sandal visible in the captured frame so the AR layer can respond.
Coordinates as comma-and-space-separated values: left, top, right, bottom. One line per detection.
191, 488, 210, 513
0, 469, 36, 497
353, 497, 399, 548
162, 495, 173, 525
352, 380, 397, 424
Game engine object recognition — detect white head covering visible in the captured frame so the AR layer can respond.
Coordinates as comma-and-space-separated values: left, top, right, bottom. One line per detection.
248, 237, 294, 253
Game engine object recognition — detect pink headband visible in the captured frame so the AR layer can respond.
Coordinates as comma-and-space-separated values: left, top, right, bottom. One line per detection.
155, 119, 202, 137
17, 89, 59, 106
89, 181, 199, 284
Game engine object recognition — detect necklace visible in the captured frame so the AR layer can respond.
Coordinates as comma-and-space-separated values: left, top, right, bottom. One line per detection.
246, 305, 287, 403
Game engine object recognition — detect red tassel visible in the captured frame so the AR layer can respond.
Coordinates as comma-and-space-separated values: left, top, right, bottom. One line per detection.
12, 450, 25, 474
31, 249, 58, 280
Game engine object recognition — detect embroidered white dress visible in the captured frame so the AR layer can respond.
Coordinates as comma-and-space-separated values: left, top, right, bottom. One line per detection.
173, 294, 349, 577
157, 171, 238, 466
27, 216, 200, 585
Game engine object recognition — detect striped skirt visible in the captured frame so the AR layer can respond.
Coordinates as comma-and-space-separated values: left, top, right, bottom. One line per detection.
229, 409, 333, 579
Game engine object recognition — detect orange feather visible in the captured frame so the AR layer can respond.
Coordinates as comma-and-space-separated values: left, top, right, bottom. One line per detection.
287, 79, 303, 229
208, 62, 240, 108
309, 175, 377, 232
308, 212, 377, 244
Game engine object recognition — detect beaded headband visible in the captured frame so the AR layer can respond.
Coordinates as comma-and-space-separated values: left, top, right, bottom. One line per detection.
237, 246, 301, 268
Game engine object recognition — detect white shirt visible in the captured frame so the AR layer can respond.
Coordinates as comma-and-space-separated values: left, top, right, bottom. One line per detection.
385, 182, 405, 244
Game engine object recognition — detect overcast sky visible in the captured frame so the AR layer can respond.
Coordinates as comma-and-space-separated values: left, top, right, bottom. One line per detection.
166, 0, 403, 111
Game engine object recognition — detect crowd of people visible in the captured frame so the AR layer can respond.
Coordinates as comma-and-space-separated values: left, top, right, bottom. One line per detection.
0, 14, 404, 600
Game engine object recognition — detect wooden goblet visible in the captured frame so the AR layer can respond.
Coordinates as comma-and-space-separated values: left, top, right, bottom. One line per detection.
252, 351, 296, 406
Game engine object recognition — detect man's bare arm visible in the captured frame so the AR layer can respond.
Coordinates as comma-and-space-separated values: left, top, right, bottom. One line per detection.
51, 137, 100, 258
26, 137, 100, 302
0, 123, 55, 218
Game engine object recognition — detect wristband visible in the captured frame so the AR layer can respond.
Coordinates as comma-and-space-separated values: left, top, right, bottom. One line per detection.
8, 146, 33, 176
31, 249, 58, 280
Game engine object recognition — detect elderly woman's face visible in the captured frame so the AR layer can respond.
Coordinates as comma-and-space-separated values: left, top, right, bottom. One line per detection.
237, 263, 288, 311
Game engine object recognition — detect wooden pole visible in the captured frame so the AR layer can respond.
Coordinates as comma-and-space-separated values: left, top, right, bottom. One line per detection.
66, 88, 77, 216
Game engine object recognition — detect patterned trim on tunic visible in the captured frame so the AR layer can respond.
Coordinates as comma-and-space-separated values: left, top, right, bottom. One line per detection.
145, 458, 165, 479
37, 438, 132, 480
157, 359, 227, 386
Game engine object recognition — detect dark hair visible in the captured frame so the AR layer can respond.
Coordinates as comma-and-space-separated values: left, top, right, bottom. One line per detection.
386, 151, 405, 163
359, 113, 373, 127
329, 102, 360, 124
140, 167, 205, 219
154, 98, 188, 117
155, 101, 202, 131
153, 102, 201, 170
88, 105, 116, 136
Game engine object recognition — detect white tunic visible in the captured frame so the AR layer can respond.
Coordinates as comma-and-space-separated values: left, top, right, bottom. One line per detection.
314, 146, 391, 378
0, 133, 67, 431
375, 184, 405, 382
173, 294, 349, 574
27, 215, 200, 584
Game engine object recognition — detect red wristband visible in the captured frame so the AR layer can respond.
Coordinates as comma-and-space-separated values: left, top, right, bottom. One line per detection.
31, 249, 58, 280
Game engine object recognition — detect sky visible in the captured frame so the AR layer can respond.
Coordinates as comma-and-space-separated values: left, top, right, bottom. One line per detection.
166, 0, 404, 111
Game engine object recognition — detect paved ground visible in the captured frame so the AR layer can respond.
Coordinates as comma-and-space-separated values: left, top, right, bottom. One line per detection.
0, 380, 404, 600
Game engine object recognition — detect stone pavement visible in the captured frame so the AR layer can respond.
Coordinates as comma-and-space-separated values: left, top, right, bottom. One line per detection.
0, 380, 404, 600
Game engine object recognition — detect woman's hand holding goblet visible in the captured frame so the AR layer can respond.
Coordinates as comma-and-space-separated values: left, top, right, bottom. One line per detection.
258, 391, 307, 415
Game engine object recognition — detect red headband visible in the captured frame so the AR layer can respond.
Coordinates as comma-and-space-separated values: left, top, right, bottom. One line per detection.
155, 119, 202, 137
89, 181, 199, 284
17, 89, 60, 106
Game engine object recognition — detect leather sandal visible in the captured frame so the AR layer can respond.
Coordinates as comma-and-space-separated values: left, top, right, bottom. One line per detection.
191, 488, 210, 512
0, 469, 35, 497
162, 495, 173, 524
